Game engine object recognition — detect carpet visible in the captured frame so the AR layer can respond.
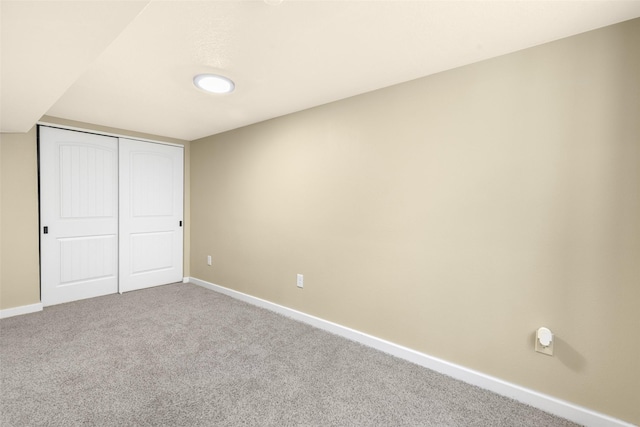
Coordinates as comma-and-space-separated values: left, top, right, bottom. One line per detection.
0, 282, 579, 426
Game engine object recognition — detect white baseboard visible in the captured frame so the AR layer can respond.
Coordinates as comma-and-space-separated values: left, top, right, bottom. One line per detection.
187, 277, 634, 427
0, 302, 43, 319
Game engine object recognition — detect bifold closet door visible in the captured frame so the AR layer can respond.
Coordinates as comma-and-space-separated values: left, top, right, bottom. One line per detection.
40, 127, 119, 306
118, 138, 184, 293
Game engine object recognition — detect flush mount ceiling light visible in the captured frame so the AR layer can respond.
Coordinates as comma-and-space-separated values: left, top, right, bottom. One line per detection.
193, 74, 235, 94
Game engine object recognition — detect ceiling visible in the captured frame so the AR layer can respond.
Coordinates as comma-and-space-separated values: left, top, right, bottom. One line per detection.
2, 1, 640, 141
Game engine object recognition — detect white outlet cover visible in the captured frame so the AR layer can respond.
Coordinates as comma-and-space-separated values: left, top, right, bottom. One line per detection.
535, 328, 554, 356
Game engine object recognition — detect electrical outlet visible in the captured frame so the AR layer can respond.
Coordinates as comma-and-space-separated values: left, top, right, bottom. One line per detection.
297, 274, 303, 288
207, 255, 212, 266
535, 327, 554, 356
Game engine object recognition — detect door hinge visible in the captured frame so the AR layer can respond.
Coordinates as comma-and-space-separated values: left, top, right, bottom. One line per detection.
43, 226, 48, 234
179, 220, 182, 227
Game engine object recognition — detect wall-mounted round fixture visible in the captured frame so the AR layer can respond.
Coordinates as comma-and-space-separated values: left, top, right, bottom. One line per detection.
193, 74, 235, 94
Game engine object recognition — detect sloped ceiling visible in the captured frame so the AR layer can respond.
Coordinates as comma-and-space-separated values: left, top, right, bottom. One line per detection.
0, 1, 150, 133
2, 0, 640, 141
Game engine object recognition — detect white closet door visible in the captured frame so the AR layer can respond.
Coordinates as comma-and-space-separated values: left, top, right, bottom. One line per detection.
40, 127, 119, 306
119, 138, 183, 293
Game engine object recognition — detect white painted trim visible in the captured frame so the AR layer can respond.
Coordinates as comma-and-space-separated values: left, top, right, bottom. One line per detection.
182, 277, 189, 283
188, 277, 634, 427
37, 122, 183, 148
0, 303, 43, 319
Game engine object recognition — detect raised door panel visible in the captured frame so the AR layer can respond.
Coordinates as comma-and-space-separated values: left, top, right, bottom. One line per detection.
119, 138, 183, 293
40, 127, 119, 306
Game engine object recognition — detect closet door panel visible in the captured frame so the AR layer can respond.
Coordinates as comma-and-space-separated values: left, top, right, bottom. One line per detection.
40, 127, 119, 306
119, 138, 183, 292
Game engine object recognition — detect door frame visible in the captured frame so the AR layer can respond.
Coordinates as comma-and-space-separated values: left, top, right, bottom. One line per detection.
38, 121, 184, 148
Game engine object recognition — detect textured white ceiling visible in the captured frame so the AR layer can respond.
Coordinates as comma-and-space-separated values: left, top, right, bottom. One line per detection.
2, 1, 640, 140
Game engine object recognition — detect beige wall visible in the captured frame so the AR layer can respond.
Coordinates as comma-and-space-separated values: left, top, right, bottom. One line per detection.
0, 117, 191, 310
0, 128, 41, 309
191, 19, 640, 424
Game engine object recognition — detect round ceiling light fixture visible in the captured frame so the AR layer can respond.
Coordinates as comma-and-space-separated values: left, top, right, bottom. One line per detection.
193, 74, 235, 94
